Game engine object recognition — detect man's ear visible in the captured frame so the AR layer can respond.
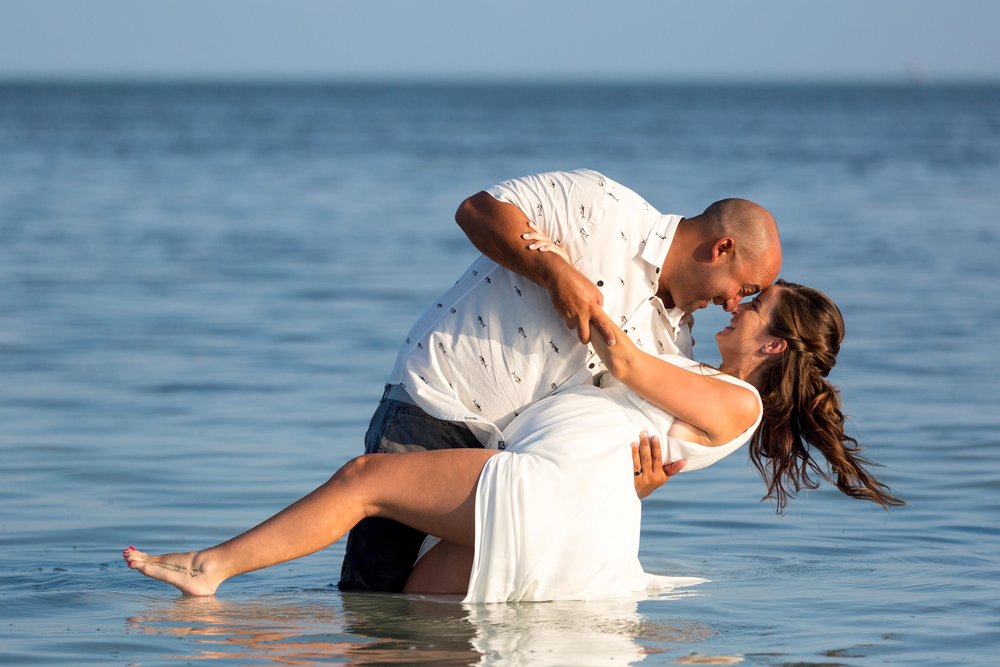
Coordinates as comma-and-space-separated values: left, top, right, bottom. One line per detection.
712, 237, 735, 261
762, 337, 787, 356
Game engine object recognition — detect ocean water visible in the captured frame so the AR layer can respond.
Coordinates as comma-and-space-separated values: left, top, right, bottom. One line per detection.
1, 82, 998, 666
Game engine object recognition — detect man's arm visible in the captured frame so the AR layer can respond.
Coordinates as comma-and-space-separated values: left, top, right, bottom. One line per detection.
455, 191, 616, 345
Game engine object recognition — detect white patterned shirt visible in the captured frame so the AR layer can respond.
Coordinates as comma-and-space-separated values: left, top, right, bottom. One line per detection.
386, 169, 693, 449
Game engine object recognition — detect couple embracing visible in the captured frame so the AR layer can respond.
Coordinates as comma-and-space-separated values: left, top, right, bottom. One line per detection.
125, 169, 902, 602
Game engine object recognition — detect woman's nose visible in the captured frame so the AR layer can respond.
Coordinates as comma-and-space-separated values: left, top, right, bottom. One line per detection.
723, 296, 743, 312
731, 300, 752, 314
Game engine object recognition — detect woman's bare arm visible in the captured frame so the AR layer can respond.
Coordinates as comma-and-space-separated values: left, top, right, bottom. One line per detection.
592, 322, 759, 446
520, 222, 758, 446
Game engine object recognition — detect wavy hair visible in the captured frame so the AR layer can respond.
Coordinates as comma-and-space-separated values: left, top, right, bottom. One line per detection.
750, 279, 905, 513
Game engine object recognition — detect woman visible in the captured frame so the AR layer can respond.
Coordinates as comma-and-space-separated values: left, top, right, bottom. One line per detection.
124, 280, 903, 602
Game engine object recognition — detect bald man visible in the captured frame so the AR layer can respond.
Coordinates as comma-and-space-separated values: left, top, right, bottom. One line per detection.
339, 169, 781, 593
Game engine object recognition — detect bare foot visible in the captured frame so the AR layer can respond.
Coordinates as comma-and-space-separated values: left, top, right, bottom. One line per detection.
123, 546, 224, 596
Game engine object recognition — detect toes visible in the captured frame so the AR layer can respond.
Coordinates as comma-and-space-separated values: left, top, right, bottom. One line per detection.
122, 546, 146, 568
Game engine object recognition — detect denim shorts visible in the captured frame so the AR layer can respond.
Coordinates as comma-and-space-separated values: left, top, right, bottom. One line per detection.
338, 385, 483, 592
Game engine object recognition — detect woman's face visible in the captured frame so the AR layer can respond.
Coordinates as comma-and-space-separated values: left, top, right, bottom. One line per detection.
715, 284, 784, 356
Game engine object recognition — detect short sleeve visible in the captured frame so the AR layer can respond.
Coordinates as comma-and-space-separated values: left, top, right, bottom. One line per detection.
485, 170, 608, 252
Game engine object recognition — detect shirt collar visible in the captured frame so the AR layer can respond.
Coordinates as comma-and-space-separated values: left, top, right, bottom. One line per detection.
641, 214, 682, 270
642, 214, 686, 327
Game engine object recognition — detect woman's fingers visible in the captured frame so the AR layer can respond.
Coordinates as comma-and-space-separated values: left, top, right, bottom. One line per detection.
663, 459, 687, 476
522, 229, 570, 262
521, 230, 551, 245
522, 223, 560, 247
649, 433, 663, 468
633, 432, 671, 499
638, 432, 654, 474
650, 435, 686, 476
633, 432, 686, 498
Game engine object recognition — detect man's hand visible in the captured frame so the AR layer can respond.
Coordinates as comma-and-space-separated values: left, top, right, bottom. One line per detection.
546, 264, 617, 345
632, 432, 686, 499
522, 222, 616, 345
681, 312, 695, 349
457, 193, 614, 344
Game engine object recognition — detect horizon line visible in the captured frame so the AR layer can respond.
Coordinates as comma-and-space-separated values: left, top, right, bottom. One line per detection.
1, 72, 998, 86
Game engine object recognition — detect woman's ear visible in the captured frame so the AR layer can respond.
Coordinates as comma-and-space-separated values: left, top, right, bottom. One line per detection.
762, 337, 787, 355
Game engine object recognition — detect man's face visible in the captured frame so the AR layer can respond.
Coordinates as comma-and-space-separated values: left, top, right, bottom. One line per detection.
670, 253, 777, 314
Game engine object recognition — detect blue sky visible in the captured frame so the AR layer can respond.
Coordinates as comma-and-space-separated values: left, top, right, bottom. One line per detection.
1, 0, 997, 81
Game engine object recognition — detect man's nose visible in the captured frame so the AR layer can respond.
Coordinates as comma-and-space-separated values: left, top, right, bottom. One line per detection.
722, 296, 742, 312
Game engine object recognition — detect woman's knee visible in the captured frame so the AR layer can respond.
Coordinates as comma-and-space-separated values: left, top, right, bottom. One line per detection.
327, 454, 381, 515
329, 454, 374, 489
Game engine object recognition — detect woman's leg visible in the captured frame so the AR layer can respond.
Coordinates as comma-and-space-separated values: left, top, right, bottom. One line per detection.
124, 448, 498, 595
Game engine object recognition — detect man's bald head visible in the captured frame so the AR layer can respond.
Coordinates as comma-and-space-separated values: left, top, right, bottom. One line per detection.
698, 198, 781, 270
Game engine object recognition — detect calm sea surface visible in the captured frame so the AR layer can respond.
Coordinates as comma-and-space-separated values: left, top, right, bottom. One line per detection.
1, 82, 998, 666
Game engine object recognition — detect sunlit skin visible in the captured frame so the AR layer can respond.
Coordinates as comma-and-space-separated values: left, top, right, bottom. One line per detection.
656, 203, 782, 315
715, 287, 788, 386
458, 191, 781, 344
585, 286, 787, 450
521, 206, 782, 317
657, 230, 781, 313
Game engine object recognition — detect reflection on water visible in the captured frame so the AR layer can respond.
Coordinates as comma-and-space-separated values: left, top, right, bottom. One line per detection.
127, 595, 357, 665
466, 596, 712, 666
127, 593, 477, 666
125, 591, 719, 665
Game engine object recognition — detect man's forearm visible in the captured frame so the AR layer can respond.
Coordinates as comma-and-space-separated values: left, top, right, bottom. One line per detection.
455, 190, 567, 292
455, 190, 613, 344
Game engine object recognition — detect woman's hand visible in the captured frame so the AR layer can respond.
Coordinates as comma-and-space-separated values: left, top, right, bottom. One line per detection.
591, 315, 635, 377
521, 221, 571, 263
633, 432, 686, 499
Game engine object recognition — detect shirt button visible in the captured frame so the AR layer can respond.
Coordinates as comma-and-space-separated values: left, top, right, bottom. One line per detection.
589, 363, 596, 369
655, 267, 660, 274
596, 280, 604, 287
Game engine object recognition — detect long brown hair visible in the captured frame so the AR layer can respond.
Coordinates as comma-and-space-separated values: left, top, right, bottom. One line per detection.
750, 279, 905, 512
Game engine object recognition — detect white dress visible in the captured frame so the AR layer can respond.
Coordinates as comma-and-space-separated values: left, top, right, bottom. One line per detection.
462, 355, 762, 604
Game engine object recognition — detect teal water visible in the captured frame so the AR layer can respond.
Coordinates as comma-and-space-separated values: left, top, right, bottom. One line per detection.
1, 82, 998, 665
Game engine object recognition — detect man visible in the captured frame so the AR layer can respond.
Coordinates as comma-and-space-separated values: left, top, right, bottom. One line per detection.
339, 168, 781, 592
